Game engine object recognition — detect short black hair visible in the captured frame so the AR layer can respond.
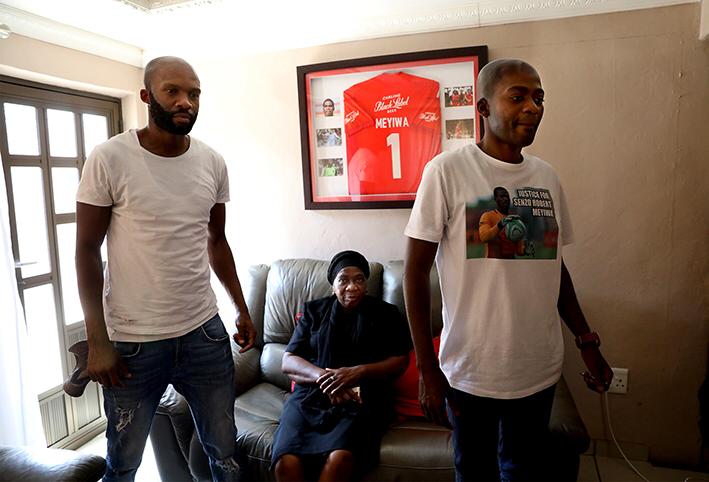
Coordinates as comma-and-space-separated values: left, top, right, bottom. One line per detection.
143, 56, 196, 90
493, 186, 509, 198
476, 59, 540, 101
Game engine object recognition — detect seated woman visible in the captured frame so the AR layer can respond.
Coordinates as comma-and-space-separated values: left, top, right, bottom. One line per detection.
271, 250, 411, 482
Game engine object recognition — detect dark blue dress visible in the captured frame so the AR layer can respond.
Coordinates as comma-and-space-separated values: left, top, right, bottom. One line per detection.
271, 295, 411, 469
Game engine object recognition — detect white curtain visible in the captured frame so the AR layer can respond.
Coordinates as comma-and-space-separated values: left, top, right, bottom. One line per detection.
0, 166, 44, 446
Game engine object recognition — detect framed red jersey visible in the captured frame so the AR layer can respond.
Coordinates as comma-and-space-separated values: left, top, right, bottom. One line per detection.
297, 45, 488, 209
344, 72, 442, 196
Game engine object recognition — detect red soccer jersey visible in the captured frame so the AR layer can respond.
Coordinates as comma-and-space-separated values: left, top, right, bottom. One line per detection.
343, 72, 442, 196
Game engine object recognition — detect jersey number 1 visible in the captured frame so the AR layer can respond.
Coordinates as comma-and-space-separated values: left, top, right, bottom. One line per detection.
387, 133, 402, 179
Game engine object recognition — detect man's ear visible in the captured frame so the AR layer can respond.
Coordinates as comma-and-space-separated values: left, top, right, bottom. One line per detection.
476, 98, 489, 118
140, 89, 150, 105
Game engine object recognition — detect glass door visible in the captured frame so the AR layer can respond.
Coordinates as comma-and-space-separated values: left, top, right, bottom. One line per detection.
0, 76, 121, 448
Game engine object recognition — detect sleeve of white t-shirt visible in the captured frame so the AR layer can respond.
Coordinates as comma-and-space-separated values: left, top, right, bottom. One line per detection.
76, 149, 113, 207
215, 155, 230, 203
404, 162, 448, 243
558, 182, 575, 246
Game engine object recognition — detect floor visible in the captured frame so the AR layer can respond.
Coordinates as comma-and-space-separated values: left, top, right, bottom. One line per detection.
77, 432, 160, 482
77, 433, 707, 482
579, 455, 709, 482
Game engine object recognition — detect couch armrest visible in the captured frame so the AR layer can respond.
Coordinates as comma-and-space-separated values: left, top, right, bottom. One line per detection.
261, 343, 291, 391
244, 264, 270, 349
549, 377, 590, 454
0, 445, 105, 482
155, 385, 195, 463
149, 413, 194, 482
232, 343, 262, 396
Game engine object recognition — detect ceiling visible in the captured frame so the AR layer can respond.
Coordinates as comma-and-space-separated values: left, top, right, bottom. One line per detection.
0, 0, 698, 66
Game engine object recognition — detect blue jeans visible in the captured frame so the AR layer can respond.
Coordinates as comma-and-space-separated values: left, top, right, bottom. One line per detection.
102, 314, 239, 482
447, 384, 556, 482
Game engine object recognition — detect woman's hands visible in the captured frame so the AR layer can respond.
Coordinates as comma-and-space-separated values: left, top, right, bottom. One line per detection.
317, 366, 364, 400
314, 356, 407, 405
327, 387, 362, 405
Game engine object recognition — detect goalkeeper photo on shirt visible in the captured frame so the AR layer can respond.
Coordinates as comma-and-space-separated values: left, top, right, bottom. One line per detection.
465, 186, 560, 260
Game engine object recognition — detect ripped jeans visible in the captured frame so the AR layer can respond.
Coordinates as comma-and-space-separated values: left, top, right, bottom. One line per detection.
102, 314, 239, 482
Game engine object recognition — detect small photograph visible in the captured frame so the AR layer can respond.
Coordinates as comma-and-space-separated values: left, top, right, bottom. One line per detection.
315, 97, 340, 117
318, 158, 344, 177
446, 119, 474, 139
322, 98, 335, 117
444, 86, 474, 107
316, 128, 342, 147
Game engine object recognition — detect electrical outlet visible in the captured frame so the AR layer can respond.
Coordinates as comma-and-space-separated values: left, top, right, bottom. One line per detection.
609, 367, 629, 394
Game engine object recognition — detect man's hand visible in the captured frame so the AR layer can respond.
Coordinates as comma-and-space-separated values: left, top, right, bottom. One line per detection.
233, 313, 257, 353
87, 341, 131, 388
419, 365, 451, 427
317, 366, 364, 397
580, 346, 613, 392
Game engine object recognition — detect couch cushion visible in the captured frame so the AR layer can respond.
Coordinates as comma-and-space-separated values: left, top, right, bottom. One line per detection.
382, 260, 443, 335
236, 410, 279, 481
236, 382, 288, 423
380, 420, 454, 466
263, 259, 383, 343
235, 383, 289, 475
367, 420, 454, 482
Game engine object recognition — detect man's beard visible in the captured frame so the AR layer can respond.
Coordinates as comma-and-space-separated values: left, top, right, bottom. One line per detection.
148, 91, 198, 135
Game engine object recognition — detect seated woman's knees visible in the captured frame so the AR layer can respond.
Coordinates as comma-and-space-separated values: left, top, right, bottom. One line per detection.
275, 454, 302, 474
326, 450, 354, 465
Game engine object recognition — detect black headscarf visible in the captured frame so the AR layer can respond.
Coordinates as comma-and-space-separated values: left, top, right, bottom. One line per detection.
327, 250, 370, 284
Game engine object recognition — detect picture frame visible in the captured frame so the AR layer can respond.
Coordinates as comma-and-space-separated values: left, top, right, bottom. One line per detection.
298, 45, 488, 210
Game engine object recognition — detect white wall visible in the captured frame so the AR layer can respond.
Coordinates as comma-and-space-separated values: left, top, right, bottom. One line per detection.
187, 53, 412, 268
0, 34, 145, 129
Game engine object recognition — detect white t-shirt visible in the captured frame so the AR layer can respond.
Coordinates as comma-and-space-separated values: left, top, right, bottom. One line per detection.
76, 130, 229, 342
405, 143, 574, 399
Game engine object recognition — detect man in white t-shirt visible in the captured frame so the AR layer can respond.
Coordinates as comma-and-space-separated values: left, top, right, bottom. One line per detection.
403, 59, 613, 481
75, 56, 256, 482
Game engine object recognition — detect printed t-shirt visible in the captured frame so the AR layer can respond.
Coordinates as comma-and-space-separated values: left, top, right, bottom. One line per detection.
405, 143, 574, 399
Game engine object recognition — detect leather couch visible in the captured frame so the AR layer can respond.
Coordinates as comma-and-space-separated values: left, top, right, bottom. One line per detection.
0, 445, 106, 482
149, 259, 590, 481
